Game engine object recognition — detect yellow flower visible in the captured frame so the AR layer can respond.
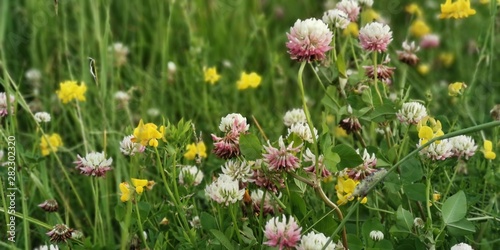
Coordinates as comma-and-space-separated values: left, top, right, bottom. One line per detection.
335, 126, 348, 138
439, 52, 455, 67
184, 141, 207, 160
131, 178, 149, 194
236, 72, 262, 90
40, 133, 63, 156
433, 192, 441, 202
417, 116, 444, 145
417, 64, 430, 75
335, 176, 367, 205
448, 82, 467, 96
439, 0, 476, 19
132, 119, 164, 147
482, 140, 497, 160
361, 8, 380, 23
56, 81, 87, 104
343, 22, 359, 37
418, 126, 434, 145
406, 3, 423, 17
204, 66, 221, 85
119, 182, 131, 202
409, 19, 431, 38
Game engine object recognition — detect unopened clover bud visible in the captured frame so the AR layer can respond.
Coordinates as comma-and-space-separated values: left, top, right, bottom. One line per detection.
369, 230, 384, 241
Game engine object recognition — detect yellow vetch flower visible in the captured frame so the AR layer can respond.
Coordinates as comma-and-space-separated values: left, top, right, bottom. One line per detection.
132, 119, 164, 147
417, 116, 444, 145
448, 82, 467, 96
482, 140, 497, 160
131, 178, 149, 194
184, 141, 207, 160
204, 66, 221, 85
433, 192, 441, 202
406, 3, 423, 17
418, 126, 434, 145
439, 0, 476, 19
40, 133, 63, 156
335, 176, 367, 205
417, 64, 430, 75
343, 22, 359, 37
119, 182, 131, 202
236, 72, 262, 90
439, 52, 455, 67
409, 19, 431, 38
56, 80, 87, 104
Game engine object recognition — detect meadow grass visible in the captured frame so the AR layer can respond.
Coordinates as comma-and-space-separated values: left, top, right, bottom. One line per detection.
0, 0, 499, 249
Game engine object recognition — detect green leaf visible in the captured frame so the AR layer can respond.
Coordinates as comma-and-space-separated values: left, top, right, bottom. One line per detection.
332, 144, 363, 169
396, 206, 414, 232
442, 190, 467, 224
369, 103, 397, 123
324, 148, 340, 173
374, 240, 393, 250
336, 53, 347, 78
447, 218, 476, 236
200, 212, 217, 230
137, 201, 151, 218
209, 229, 235, 250
114, 205, 126, 221
347, 234, 363, 250
400, 158, 423, 183
321, 86, 340, 113
403, 183, 427, 201
239, 133, 262, 160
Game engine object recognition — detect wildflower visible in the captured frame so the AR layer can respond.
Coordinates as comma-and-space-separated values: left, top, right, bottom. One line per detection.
359, 22, 393, 53
251, 189, 282, 215
491, 104, 500, 121
132, 119, 164, 147
184, 141, 207, 160
439, 0, 476, 19
451, 243, 474, 250
335, 126, 348, 137
203, 66, 221, 84
287, 122, 318, 144
212, 132, 241, 159
296, 231, 336, 250
190, 216, 201, 229
119, 182, 131, 202
252, 163, 286, 193
397, 41, 420, 66
33, 245, 59, 250
34, 112, 51, 123
74, 152, 113, 177
108, 42, 129, 66
450, 135, 477, 159
448, 82, 467, 96
120, 135, 146, 156
46, 224, 74, 243
131, 178, 148, 194
263, 136, 302, 172
417, 116, 444, 142
343, 22, 359, 37
339, 106, 361, 134
0, 92, 15, 117
433, 192, 441, 202
178, 166, 204, 187
114, 91, 130, 103
420, 34, 440, 49
361, 8, 381, 23
369, 230, 384, 241
322, 9, 350, 29
418, 139, 454, 161
336, 0, 360, 22
38, 199, 58, 212
406, 3, 423, 17
396, 101, 428, 125
205, 174, 245, 206
409, 19, 430, 38
346, 149, 378, 180
336, 175, 368, 205
25, 68, 42, 84
358, 0, 373, 7
236, 72, 262, 90
159, 217, 169, 225
167, 61, 177, 75
263, 215, 302, 249
286, 18, 333, 62
56, 80, 87, 104
303, 148, 331, 179
363, 56, 395, 83
218, 113, 249, 133
283, 108, 307, 127
221, 159, 253, 184
417, 64, 430, 75
146, 108, 160, 117
414, 217, 425, 229
40, 133, 63, 156
482, 140, 496, 160
439, 52, 454, 67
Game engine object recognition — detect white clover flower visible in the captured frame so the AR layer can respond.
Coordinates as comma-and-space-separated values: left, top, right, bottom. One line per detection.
167, 61, 177, 74
356, 148, 377, 168
283, 108, 307, 127
219, 113, 249, 133
74, 152, 113, 177
34, 112, 51, 123
414, 217, 425, 229
25, 68, 42, 83
179, 165, 204, 186
336, 0, 360, 22
450, 135, 477, 160
359, 22, 393, 52
190, 215, 201, 229
205, 174, 244, 206
109, 42, 129, 66
251, 189, 281, 215
114, 91, 130, 102
296, 231, 336, 250
396, 102, 428, 125
33, 245, 59, 250
0, 92, 15, 117
369, 230, 384, 241
120, 135, 145, 156
322, 9, 350, 29
287, 122, 318, 143
451, 243, 474, 250
147, 108, 160, 117
358, 0, 374, 7
221, 159, 253, 183
418, 139, 454, 161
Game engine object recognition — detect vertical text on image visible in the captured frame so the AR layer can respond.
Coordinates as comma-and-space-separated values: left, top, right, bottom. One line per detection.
6, 135, 17, 243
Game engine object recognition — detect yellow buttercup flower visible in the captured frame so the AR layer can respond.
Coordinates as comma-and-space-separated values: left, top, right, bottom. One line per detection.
131, 178, 149, 194
204, 66, 221, 85
184, 141, 207, 160
482, 140, 497, 160
448, 82, 467, 96
236, 72, 262, 90
439, 0, 476, 19
409, 19, 431, 38
343, 22, 359, 37
406, 3, 423, 17
335, 176, 367, 205
119, 182, 131, 202
132, 119, 164, 147
56, 81, 87, 104
40, 133, 63, 156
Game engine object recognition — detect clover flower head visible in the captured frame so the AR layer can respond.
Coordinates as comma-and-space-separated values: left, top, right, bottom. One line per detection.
369, 230, 384, 241
283, 108, 307, 127
303, 148, 331, 178
420, 34, 440, 49
33, 244, 59, 250
450, 135, 477, 159
396, 101, 428, 125
237, 72, 262, 90
205, 174, 245, 206
167, 61, 177, 74
286, 18, 333, 62
336, 0, 360, 22
109, 42, 129, 66
359, 0, 374, 7
25, 68, 42, 83
287, 122, 318, 144
0, 92, 16, 117
418, 139, 454, 161
346, 149, 378, 180
251, 189, 282, 215
263, 215, 302, 249
359, 22, 393, 53
120, 135, 146, 156
451, 243, 474, 250
363, 56, 395, 82
211, 133, 241, 159
397, 40, 420, 65
296, 231, 336, 250
34, 112, 51, 123
38, 199, 59, 212
179, 165, 204, 186
114, 91, 130, 103
252, 160, 286, 193
221, 159, 253, 184
46, 224, 74, 243
219, 113, 249, 133
263, 136, 302, 172
322, 9, 350, 29
74, 152, 113, 177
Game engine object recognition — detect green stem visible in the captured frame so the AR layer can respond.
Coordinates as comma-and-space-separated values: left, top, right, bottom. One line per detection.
230, 204, 243, 244
372, 52, 383, 104
120, 201, 133, 250
134, 200, 149, 250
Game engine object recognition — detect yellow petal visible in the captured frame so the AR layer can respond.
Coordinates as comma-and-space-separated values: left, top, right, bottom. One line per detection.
418, 126, 434, 140
484, 140, 493, 151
